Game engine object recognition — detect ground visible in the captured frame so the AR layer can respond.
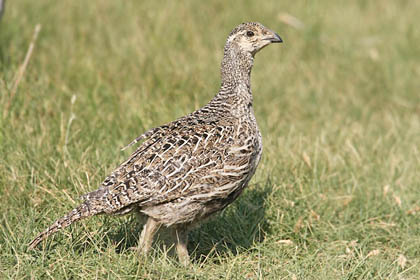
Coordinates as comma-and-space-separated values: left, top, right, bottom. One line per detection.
0, 1, 419, 279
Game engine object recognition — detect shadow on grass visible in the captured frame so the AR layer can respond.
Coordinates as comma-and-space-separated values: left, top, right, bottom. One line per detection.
71, 179, 273, 263
189, 180, 273, 263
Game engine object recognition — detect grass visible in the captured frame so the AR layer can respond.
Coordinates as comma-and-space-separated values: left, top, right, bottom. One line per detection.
1, 0, 419, 279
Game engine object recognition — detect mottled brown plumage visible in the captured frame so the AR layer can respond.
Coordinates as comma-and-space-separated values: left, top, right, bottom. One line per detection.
28, 22, 282, 264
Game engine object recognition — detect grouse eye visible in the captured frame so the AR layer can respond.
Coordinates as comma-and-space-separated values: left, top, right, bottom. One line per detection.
246, 31, 254, 37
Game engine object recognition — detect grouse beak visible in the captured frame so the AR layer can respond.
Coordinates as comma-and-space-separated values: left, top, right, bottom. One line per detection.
265, 29, 283, 43
271, 33, 283, 43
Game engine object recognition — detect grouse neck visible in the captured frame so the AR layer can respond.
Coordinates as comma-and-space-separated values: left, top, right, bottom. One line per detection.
219, 45, 254, 102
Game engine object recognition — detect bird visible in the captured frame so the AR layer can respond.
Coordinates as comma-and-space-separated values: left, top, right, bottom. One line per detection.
28, 22, 282, 265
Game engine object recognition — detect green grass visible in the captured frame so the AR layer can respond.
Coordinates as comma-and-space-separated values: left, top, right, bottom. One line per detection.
1, 0, 419, 279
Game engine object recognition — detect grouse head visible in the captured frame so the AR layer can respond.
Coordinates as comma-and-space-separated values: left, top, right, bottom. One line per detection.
226, 22, 283, 56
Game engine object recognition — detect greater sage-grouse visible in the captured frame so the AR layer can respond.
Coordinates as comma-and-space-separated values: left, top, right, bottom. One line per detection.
28, 22, 282, 265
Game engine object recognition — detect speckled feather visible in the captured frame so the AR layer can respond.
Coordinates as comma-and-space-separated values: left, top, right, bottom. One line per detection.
28, 22, 282, 251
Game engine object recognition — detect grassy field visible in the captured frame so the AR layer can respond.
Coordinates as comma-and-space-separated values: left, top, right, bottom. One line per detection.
1, 0, 419, 279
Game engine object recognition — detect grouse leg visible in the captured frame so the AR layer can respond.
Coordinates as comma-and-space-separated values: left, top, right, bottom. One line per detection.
137, 217, 160, 256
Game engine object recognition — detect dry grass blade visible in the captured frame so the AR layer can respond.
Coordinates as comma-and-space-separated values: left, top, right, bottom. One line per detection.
4, 24, 42, 117
277, 13, 305, 29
